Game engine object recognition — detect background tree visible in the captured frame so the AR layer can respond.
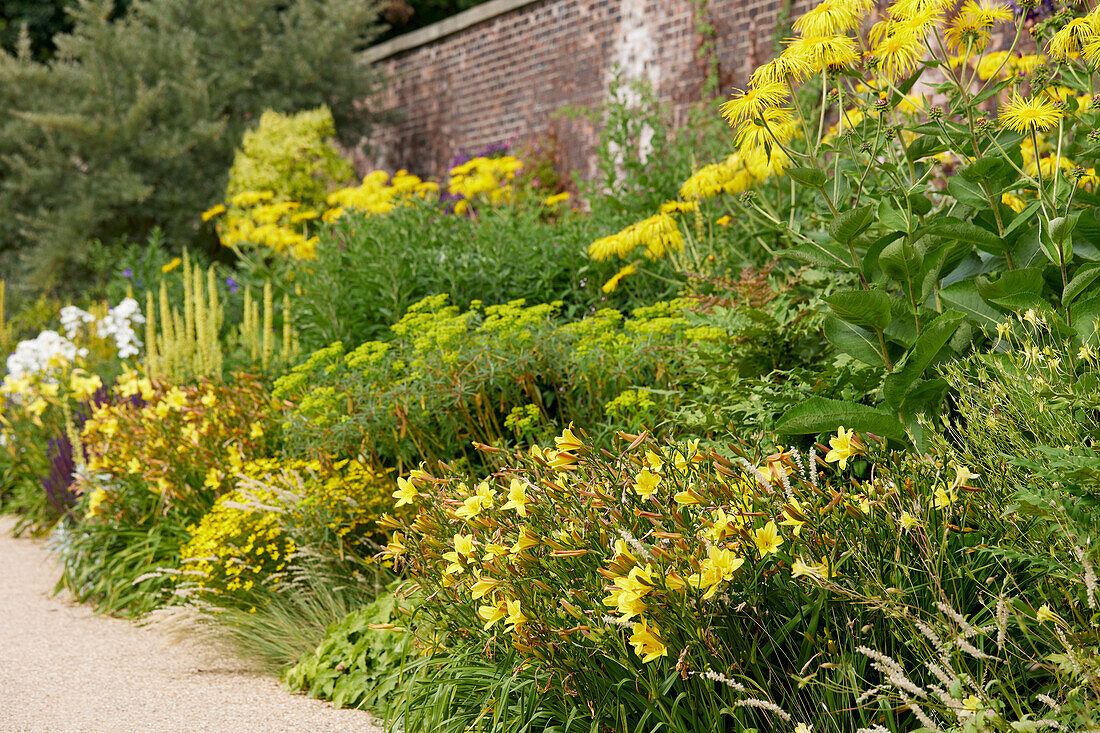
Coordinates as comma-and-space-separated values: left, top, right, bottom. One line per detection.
0, 0, 384, 296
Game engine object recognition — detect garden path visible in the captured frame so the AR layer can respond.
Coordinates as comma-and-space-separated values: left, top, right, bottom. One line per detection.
0, 516, 380, 733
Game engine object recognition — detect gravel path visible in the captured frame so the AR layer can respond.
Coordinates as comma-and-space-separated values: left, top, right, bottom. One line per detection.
0, 516, 381, 733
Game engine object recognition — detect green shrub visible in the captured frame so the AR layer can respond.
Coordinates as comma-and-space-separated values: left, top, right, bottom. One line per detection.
275, 295, 706, 472
0, 0, 384, 294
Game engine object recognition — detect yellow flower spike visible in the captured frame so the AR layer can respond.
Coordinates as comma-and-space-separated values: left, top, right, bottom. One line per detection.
825, 426, 862, 470
753, 520, 784, 557
633, 469, 661, 499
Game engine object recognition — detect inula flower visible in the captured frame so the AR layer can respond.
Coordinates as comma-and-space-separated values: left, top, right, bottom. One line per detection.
999, 95, 1064, 133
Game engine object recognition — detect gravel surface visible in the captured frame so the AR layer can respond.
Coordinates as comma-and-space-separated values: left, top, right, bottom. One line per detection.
0, 516, 381, 733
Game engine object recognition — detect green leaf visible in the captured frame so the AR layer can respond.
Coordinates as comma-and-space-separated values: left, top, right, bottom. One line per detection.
828, 204, 876, 243
976, 268, 1045, 311
824, 289, 893, 330
1003, 199, 1042, 239
882, 310, 965, 410
824, 317, 885, 366
788, 167, 827, 188
781, 241, 856, 270
921, 216, 1004, 253
947, 176, 990, 209
960, 157, 1008, 182
906, 134, 947, 161
939, 277, 1003, 327
775, 397, 909, 442
1040, 213, 1079, 265
879, 238, 924, 283
1063, 264, 1100, 306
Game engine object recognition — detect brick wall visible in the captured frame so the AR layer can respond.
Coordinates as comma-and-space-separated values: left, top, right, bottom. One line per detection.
363, 0, 814, 180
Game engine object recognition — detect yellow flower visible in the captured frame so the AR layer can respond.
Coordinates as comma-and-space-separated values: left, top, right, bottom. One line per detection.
544, 192, 570, 206
933, 485, 957, 509
951, 464, 979, 489
201, 203, 227, 222
751, 54, 813, 85
504, 599, 527, 632
629, 618, 669, 663
825, 426, 861, 470
384, 532, 407, 558
633, 469, 661, 499
899, 511, 920, 530
501, 478, 529, 517
716, 215, 732, 226
791, 555, 836, 581
471, 575, 501, 600
753, 520, 784, 557
674, 487, 704, 505
871, 31, 925, 79
784, 34, 859, 72
720, 82, 791, 126
510, 527, 539, 555
601, 263, 637, 293
392, 477, 418, 507
1036, 603, 1060, 624
69, 370, 103, 401
161, 257, 182, 273
1050, 17, 1097, 60
478, 601, 507, 629
1001, 191, 1027, 213
793, 0, 869, 37
555, 423, 584, 452
962, 695, 983, 714
795, 724, 813, 733
999, 95, 1064, 134
454, 533, 475, 556
780, 499, 807, 536
689, 546, 745, 599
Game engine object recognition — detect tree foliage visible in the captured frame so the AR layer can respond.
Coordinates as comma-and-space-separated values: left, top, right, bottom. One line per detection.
0, 0, 384, 294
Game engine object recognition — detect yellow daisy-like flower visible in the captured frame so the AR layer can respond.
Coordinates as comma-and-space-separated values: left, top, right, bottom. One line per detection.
871, 32, 926, 79
734, 107, 797, 152
720, 82, 791, 127
785, 34, 860, 72
1049, 17, 1097, 60
601, 263, 637, 294
751, 54, 813, 85
944, 0, 1012, 52
999, 95, 1064, 134
793, 0, 871, 37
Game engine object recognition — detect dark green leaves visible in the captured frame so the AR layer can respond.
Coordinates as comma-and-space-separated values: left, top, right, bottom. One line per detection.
824, 289, 893, 331
828, 205, 876, 243
775, 397, 908, 442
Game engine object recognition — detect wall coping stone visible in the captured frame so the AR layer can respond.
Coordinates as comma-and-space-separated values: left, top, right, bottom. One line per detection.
364, 0, 546, 62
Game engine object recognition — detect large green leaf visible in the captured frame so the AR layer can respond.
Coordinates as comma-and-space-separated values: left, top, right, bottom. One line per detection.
947, 177, 990, 209
1063, 264, 1100, 306
921, 216, 1004, 253
824, 289, 893, 331
828, 205, 876, 243
939, 278, 1003, 327
824, 317, 886, 366
882, 310, 965, 410
975, 267, 1045, 311
781, 241, 856, 271
879, 237, 924, 284
775, 397, 909, 442
788, 167, 827, 188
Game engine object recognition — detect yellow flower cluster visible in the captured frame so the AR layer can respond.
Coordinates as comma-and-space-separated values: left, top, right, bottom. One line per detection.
587, 205, 691, 263
178, 456, 397, 595
77, 372, 277, 508
387, 424, 969, 675
324, 170, 439, 222
209, 192, 320, 261
447, 155, 524, 213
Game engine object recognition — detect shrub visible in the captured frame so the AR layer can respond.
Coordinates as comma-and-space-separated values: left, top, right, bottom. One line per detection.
0, 0, 384, 293
274, 295, 707, 471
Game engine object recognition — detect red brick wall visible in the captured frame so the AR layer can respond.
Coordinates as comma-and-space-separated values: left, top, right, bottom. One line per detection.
363, 0, 814, 180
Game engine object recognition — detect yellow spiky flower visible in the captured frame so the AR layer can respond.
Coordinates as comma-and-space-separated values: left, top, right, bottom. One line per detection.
720, 82, 791, 126
999, 94, 1064, 134
784, 34, 860, 72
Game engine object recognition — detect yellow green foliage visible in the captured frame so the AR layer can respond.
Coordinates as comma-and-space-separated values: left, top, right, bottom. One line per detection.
226, 107, 354, 210
179, 457, 397, 595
